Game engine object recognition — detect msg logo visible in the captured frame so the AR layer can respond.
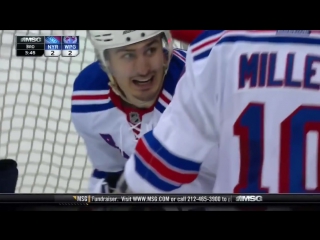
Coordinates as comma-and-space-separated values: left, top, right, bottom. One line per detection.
236, 195, 263, 202
21, 37, 42, 42
76, 196, 87, 202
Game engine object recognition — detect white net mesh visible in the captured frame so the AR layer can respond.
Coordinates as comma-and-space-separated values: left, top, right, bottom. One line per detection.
0, 30, 187, 193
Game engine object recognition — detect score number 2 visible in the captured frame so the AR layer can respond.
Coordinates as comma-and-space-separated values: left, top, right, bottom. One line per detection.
234, 103, 320, 193
50, 50, 72, 56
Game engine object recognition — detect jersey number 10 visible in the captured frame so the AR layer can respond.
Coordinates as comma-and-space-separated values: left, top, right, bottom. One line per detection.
234, 103, 320, 193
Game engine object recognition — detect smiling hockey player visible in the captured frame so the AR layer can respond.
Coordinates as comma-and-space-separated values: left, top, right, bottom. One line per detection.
71, 30, 216, 194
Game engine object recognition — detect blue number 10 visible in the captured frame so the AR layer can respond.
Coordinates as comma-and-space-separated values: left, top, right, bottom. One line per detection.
233, 103, 320, 193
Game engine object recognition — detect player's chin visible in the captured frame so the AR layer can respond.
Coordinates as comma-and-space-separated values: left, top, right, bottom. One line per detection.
133, 89, 158, 101
134, 93, 156, 102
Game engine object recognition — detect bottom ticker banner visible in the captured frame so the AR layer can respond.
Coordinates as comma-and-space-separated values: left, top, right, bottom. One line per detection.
0, 194, 319, 205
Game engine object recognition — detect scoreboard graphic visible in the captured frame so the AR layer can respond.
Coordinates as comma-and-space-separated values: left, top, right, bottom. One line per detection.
16, 36, 80, 57
44, 36, 62, 56
62, 36, 79, 56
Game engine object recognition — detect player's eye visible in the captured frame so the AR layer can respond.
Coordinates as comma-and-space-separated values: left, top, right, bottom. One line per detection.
122, 53, 135, 59
146, 47, 157, 56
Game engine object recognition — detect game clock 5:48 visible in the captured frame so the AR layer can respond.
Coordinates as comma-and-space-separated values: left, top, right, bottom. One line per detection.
16, 50, 44, 57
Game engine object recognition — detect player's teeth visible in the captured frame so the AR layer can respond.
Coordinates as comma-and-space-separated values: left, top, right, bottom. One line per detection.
137, 79, 150, 82
132, 76, 154, 85
134, 77, 152, 83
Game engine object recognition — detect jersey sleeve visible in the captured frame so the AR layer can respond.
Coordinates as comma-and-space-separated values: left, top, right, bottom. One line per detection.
71, 64, 126, 173
124, 36, 220, 193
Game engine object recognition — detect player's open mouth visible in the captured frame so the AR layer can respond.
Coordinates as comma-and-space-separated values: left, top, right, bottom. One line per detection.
132, 76, 154, 85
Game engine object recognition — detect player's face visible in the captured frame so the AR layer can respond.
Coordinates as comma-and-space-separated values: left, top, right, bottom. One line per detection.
107, 36, 167, 103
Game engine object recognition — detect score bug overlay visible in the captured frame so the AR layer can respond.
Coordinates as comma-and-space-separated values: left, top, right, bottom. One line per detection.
44, 36, 62, 57
16, 36, 45, 57
62, 36, 79, 57
16, 36, 80, 57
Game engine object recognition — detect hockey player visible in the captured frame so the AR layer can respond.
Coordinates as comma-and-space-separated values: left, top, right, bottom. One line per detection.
72, 30, 216, 193
119, 30, 320, 194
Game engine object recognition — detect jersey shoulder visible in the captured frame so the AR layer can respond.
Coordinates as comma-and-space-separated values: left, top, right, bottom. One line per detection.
72, 61, 115, 113
188, 30, 226, 62
163, 48, 187, 96
189, 30, 320, 62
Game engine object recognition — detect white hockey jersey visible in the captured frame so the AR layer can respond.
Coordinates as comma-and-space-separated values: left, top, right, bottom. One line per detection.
72, 49, 216, 193
124, 30, 320, 194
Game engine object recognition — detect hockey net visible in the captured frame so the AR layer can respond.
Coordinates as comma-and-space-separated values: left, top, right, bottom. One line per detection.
0, 30, 188, 193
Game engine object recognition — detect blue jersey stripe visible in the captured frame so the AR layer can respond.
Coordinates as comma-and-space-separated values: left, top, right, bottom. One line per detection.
190, 30, 225, 46
194, 49, 212, 61
216, 35, 320, 46
134, 155, 180, 191
143, 131, 201, 171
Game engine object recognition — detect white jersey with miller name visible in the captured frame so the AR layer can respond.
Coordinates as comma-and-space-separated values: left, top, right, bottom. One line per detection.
71, 49, 217, 193
124, 30, 320, 194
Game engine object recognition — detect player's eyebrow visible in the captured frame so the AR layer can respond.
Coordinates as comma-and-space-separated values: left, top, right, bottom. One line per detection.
116, 39, 159, 53
143, 39, 160, 47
